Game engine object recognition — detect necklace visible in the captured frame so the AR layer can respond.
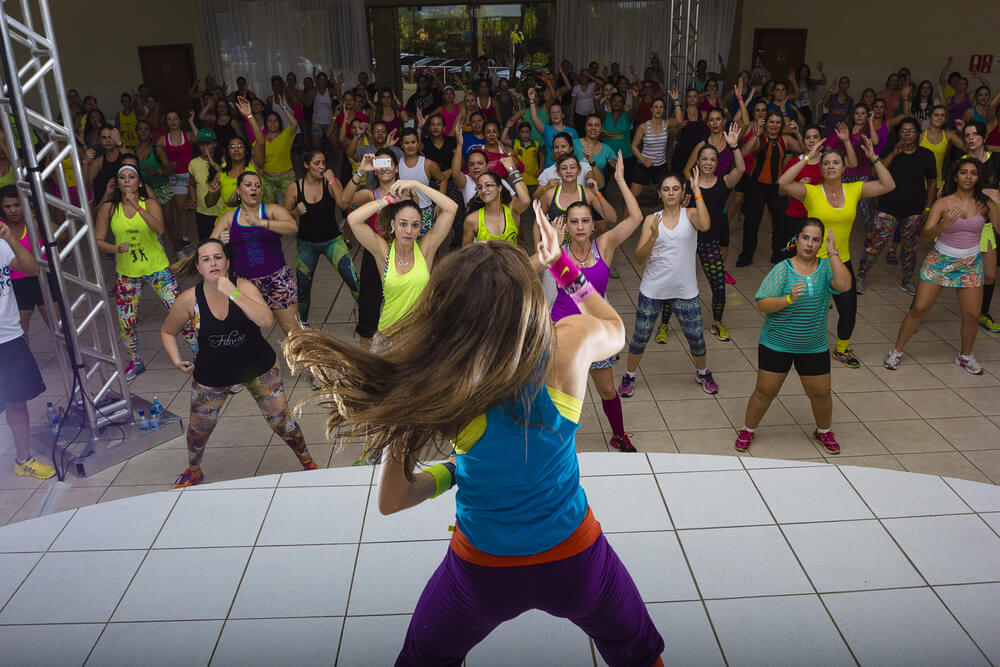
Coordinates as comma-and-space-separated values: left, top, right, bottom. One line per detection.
569, 242, 592, 265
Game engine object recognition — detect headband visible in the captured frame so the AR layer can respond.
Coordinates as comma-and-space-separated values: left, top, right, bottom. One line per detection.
117, 164, 138, 176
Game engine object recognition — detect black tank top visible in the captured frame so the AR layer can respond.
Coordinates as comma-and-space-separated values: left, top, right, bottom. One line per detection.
696, 176, 730, 244
92, 152, 123, 205
193, 282, 276, 387
213, 119, 237, 159
295, 178, 341, 243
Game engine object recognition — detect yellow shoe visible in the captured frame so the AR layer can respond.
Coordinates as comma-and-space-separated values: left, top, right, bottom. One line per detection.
14, 457, 55, 479
655, 323, 669, 344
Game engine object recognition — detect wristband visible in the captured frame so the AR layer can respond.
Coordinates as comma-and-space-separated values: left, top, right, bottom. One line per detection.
924, 207, 930, 212
565, 274, 598, 304
785, 294, 793, 304
694, 194, 703, 200
872, 156, 881, 164
229, 288, 240, 301
506, 170, 524, 187
425, 462, 456, 498
548, 250, 581, 288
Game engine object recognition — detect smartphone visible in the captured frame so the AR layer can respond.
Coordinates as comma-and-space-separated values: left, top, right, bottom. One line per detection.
373, 157, 392, 169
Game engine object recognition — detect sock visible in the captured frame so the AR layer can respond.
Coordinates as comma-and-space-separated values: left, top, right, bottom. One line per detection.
817, 427, 831, 434
959, 354, 971, 361
982, 282, 995, 317
697, 368, 709, 377
741, 425, 755, 433
601, 396, 626, 436
835, 338, 851, 354
624, 370, 635, 379
15, 457, 27, 465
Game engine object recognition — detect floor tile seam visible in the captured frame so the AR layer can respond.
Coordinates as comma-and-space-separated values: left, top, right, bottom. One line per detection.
332, 475, 375, 666
935, 476, 988, 515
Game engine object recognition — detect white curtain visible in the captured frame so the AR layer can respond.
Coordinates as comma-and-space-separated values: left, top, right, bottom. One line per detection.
200, 0, 370, 97
696, 0, 737, 76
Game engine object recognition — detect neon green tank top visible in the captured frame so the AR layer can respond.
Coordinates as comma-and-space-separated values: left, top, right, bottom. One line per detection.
378, 240, 430, 332
118, 110, 139, 148
476, 204, 519, 244
920, 129, 948, 182
219, 164, 258, 208
110, 199, 169, 277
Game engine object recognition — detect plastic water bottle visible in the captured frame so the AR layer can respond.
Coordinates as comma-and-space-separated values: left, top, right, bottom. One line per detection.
56, 408, 64, 435
149, 398, 162, 429
137, 410, 149, 431
46, 402, 58, 434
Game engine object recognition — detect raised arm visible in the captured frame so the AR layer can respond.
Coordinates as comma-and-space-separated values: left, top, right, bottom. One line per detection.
526, 87, 545, 134
601, 152, 644, 249
235, 96, 265, 169
392, 180, 457, 259
449, 122, 468, 189
777, 141, 819, 200
685, 166, 711, 232
345, 192, 391, 265
859, 135, 895, 199
500, 156, 531, 215
722, 123, 747, 189
634, 211, 660, 265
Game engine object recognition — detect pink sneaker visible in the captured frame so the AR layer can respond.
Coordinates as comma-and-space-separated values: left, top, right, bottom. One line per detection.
734, 429, 754, 452
813, 429, 841, 455
724, 271, 736, 285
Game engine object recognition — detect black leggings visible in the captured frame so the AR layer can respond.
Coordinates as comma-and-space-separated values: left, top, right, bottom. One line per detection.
831, 259, 857, 341
739, 181, 789, 262
356, 249, 382, 339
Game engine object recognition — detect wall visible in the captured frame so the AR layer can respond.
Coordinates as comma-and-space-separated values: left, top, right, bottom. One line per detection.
737, 0, 998, 99
48, 0, 211, 109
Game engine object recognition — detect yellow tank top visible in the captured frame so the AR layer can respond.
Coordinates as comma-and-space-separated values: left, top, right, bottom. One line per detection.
219, 164, 258, 208
261, 126, 294, 174
378, 240, 430, 332
476, 204, 519, 244
118, 110, 139, 149
920, 129, 948, 182
514, 139, 539, 185
60, 156, 77, 188
110, 199, 169, 277
807, 181, 865, 262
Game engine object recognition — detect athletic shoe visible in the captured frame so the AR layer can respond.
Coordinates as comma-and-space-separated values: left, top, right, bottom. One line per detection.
174, 468, 204, 488
14, 457, 55, 479
711, 321, 731, 341
124, 359, 146, 381
899, 281, 916, 296
955, 354, 985, 375
979, 314, 1000, 333
300, 321, 310, 329
735, 256, 752, 268
734, 429, 754, 452
618, 374, 635, 398
855, 276, 866, 295
724, 271, 736, 285
696, 370, 719, 394
230, 384, 244, 394
886, 246, 899, 265
608, 264, 620, 279
301, 456, 319, 470
813, 429, 841, 454
883, 347, 903, 370
180, 237, 192, 251
832, 348, 861, 369
609, 433, 637, 453
655, 323, 669, 344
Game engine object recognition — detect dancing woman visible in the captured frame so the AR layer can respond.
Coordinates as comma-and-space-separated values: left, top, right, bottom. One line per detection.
462, 157, 530, 247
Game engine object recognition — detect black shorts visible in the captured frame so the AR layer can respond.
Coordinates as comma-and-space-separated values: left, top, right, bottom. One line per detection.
758, 344, 830, 376
734, 174, 751, 194
631, 160, 668, 187
12, 276, 44, 310
0, 335, 45, 413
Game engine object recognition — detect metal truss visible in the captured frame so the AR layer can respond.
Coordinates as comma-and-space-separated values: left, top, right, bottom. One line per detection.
667, 0, 700, 89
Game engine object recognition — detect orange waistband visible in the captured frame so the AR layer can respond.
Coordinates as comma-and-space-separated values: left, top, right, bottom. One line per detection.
449, 507, 602, 567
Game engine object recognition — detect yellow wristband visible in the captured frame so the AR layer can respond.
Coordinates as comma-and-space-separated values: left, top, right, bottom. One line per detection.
229, 288, 240, 301
786, 294, 793, 304
424, 463, 455, 498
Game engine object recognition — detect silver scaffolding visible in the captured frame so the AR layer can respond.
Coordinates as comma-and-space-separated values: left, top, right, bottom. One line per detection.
666, 0, 700, 90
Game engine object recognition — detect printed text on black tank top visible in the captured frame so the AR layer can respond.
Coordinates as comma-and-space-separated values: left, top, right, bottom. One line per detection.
208, 330, 247, 349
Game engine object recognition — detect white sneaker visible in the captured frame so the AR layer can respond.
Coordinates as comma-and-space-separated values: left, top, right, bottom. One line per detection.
899, 281, 916, 296
855, 276, 866, 295
883, 347, 902, 370
955, 354, 984, 375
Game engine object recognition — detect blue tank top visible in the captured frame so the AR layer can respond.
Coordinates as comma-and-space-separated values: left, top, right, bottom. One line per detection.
453, 384, 586, 556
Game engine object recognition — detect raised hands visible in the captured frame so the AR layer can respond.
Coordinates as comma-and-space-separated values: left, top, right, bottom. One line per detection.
532, 200, 562, 268
690, 165, 702, 192
386, 128, 399, 146
358, 153, 375, 173
860, 134, 877, 162
235, 96, 252, 118
834, 122, 850, 144
825, 229, 837, 257
613, 149, 626, 182
724, 122, 742, 147
500, 155, 516, 172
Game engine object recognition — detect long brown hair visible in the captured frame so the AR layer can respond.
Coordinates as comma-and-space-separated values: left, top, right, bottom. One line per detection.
284, 241, 555, 478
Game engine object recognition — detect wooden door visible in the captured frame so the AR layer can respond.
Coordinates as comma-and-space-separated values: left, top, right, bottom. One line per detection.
137, 44, 197, 113
752, 29, 807, 84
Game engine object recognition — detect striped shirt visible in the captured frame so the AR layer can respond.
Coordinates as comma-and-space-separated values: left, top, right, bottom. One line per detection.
756, 258, 837, 354
640, 120, 669, 166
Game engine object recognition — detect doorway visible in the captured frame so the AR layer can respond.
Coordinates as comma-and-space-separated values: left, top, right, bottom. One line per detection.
137, 44, 197, 113
752, 29, 807, 84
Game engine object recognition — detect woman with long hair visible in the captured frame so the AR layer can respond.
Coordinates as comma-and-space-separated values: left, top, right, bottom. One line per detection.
795, 62, 827, 125
95, 164, 196, 379
156, 109, 197, 255
821, 75, 853, 135
697, 79, 723, 119
162, 238, 318, 488
633, 96, 683, 198
885, 158, 999, 375
398, 127, 449, 234
259, 105, 298, 205
284, 212, 665, 666
539, 154, 616, 233
427, 85, 462, 136
462, 157, 530, 247
669, 89, 705, 176
575, 112, 617, 179
911, 80, 940, 129
215, 97, 265, 206
283, 150, 359, 329
209, 171, 301, 335
735, 219, 852, 455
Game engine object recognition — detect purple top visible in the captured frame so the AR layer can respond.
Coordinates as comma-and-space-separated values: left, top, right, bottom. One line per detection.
716, 144, 735, 175
946, 94, 972, 130
229, 204, 286, 279
824, 95, 853, 135
552, 241, 610, 322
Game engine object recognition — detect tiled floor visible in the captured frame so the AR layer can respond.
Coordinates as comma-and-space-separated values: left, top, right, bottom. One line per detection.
2, 205, 1000, 528
0, 453, 998, 665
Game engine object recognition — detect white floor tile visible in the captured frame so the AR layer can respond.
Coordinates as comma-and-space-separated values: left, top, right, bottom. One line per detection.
0, 550, 145, 623
0, 552, 42, 608
348, 540, 449, 615
337, 615, 411, 665
153, 488, 274, 548
657, 471, 773, 529
279, 465, 374, 487
934, 583, 1000, 666
707, 595, 854, 667
256, 486, 368, 545
0, 508, 73, 552
750, 466, 872, 523
679, 526, 812, 599
648, 452, 743, 473
582, 474, 672, 532
782, 520, 924, 592
113, 547, 251, 621
823, 588, 989, 666
839, 465, 970, 518
943, 476, 1000, 512
983, 512, 1000, 534
578, 451, 652, 476
741, 457, 828, 469
884, 515, 1000, 585
636, 602, 725, 667
230, 544, 356, 618
362, 486, 456, 542
0, 623, 103, 667
211, 617, 342, 666
466, 609, 595, 666
190, 474, 280, 491
606, 532, 698, 602
88, 620, 223, 667
52, 491, 178, 551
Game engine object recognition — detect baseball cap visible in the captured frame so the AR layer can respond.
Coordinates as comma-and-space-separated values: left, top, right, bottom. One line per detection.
196, 128, 216, 143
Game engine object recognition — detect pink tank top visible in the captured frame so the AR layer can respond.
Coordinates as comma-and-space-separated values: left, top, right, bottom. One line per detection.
938, 214, 986, 251
164, 131, 192, 174
10, 226, 45, 280
441, 105, 461, 135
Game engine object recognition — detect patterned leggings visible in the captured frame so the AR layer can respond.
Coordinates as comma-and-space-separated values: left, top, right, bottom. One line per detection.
631, 292, 706, 357
296, 237, 361, 323
115, 269, 196, 361
186, 364, 309, 468
661, 241, 726, 324
859, 212, 922, 283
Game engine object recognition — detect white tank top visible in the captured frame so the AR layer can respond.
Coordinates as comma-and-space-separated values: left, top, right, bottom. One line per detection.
398, 155, 431, 208
639, 208, 699, 300
312, 89, 333, 125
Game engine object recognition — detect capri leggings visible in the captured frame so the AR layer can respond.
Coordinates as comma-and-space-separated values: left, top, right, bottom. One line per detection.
186, 363, 309, 467
296, 237, 361, 323
860, 212, 921, 283
630, 292, 706, 357
115, 268, 196, 361
661, 241, 726, 324
356, 249, 383, 339
832, 259, 857, 341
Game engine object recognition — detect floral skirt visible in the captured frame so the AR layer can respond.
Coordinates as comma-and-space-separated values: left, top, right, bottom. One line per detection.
919, 248, 983, 288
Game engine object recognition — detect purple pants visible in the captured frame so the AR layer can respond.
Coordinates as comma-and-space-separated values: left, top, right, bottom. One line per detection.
395, 533, 664, 666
